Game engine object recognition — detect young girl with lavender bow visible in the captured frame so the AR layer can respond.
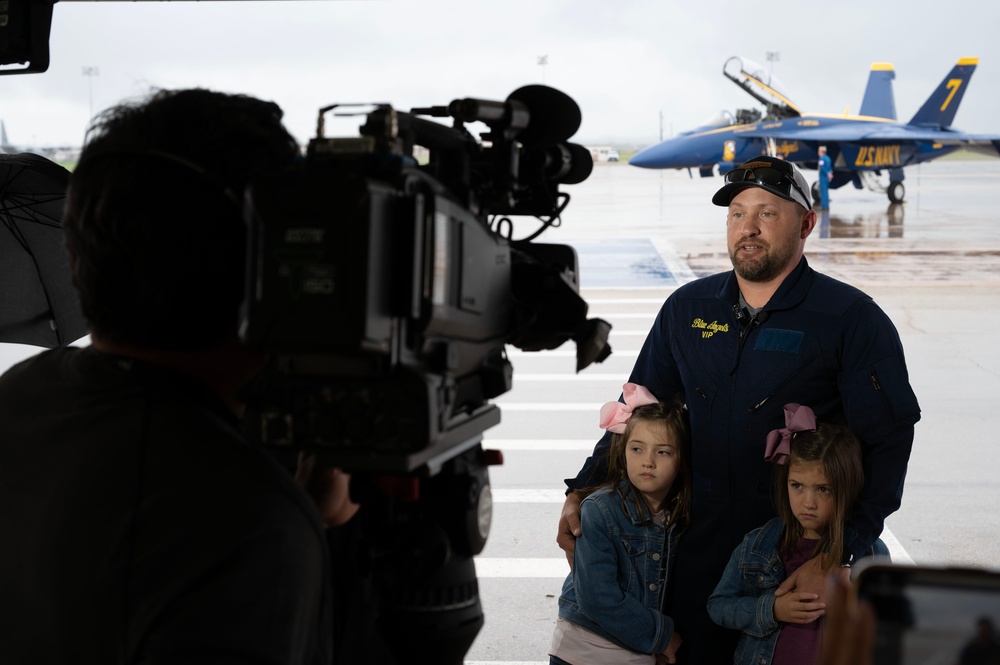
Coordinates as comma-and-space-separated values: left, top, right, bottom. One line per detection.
549, 383, 691, 665
707, 403, 890, 665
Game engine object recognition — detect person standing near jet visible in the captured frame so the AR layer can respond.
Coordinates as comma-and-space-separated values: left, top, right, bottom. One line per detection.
817, 146, 833, 209
556, 156, 920, 664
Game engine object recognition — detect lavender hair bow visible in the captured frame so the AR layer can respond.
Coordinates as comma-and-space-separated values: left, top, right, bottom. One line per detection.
764, 403, 817, 464
599, 383, 657, 434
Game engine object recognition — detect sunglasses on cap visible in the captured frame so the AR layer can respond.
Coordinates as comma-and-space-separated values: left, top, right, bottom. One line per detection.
723, 166, 810, 207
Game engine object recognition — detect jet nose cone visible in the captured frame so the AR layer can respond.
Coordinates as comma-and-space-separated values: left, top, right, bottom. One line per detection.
629, 143, 668, 168
629, 139, 696, 169
628, 148, 653, 169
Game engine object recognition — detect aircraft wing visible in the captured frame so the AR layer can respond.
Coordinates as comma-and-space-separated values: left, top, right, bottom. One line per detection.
732, 122, 1000, 165
737, 122, 1000, 145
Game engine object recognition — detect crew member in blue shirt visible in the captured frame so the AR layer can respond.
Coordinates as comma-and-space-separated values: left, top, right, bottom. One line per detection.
817, 145, 833, 210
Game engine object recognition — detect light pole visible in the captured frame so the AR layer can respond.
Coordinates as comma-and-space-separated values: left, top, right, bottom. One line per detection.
82, 66, 99, 120
537, 55, 548, 84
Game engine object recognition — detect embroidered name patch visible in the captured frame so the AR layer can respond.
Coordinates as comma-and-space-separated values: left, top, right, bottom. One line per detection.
754, 328, 804, 353
691, 318, 730, 338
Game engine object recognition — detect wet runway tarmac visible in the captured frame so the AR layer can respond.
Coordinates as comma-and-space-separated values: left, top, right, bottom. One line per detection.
464, 157, 1000, 663
547, 157, 1000, 288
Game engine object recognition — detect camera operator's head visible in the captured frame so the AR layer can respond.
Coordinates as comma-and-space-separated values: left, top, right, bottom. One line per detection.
65, 88, 300, 351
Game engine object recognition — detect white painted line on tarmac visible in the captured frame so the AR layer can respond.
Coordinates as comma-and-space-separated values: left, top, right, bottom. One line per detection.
475, 543, 913, 578
589, 312, 658, 319
487, 489, 915, 564
505, 350, 575, 357
657, 243, 698, 285
585, 298, 668, 305
483, 440, 596, 450
580, 285, 674, 292
878, 527, 916, 565
509, 374, 631, 381
492, 489, 568, 502
505, 349, 641, 357
506, 347, 643, 358
492, 403, 602, 411
475, 557, 568, 578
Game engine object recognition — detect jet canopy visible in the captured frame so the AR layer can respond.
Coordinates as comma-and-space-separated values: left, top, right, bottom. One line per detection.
684, 107, 763, 135
723, 55, 800, 120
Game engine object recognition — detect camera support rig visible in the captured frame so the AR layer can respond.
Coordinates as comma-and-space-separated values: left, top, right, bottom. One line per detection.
239, 85, 610, 663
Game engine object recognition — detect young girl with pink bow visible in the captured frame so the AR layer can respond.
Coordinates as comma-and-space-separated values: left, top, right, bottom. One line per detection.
706, 403, 889, 665
549, 383, 691, 665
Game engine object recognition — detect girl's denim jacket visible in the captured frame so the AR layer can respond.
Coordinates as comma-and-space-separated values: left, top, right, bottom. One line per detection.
557, 481, 678, 656
707, 517, 890, 665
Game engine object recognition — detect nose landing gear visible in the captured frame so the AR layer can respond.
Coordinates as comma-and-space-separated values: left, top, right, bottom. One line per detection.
887, 180, 905, 203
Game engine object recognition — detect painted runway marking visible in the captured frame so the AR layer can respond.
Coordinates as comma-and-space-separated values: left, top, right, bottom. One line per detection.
877, 526, 915, 564
483, 440, 597, 450
493, 489, 568, 502
486, 489, 913, 569
507, 374, 637, 382
475, 558, 568, 578
492, 403, 602, 411
586, 312, 659, 319
475, 539, 911, 577
505, 348, 642, 357
584, 298, 670, 305
569, 238, 678, 288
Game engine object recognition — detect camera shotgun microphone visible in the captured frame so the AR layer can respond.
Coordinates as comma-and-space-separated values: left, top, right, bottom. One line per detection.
443, 97, 531, 133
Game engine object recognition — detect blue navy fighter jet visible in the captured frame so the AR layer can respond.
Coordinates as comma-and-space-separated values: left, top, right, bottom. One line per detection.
631, 56, 1000, 203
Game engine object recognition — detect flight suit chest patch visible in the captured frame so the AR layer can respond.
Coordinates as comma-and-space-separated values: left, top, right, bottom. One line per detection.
691, 318, 731, 338
754, 328, 804, 353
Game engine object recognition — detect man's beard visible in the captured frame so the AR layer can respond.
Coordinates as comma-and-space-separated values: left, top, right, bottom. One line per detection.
729, 240, 796, 282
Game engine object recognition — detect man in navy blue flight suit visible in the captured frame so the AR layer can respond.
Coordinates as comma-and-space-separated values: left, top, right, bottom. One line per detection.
556, 155, 920, 664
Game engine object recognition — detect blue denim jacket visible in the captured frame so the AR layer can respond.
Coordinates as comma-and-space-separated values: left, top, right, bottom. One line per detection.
557, 482, 678, 655
707, 517, 890, 665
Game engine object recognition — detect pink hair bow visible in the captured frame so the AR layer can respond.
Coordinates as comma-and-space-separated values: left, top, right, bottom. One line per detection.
599, 383, 658, 434
764, 403, 817, 464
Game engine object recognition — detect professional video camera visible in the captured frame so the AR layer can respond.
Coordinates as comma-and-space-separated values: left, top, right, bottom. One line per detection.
238, 84, 611, 664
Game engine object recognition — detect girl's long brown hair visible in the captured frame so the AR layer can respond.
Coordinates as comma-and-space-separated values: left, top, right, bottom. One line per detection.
772, 422, 865, 571
580, 396, 692, 533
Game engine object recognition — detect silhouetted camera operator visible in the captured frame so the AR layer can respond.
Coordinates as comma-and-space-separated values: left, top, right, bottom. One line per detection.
0, 88, 355, 664
0, 74, 607, 663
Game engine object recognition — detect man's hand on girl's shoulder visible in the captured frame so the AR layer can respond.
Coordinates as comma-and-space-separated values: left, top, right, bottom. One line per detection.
557, 490, 583, 567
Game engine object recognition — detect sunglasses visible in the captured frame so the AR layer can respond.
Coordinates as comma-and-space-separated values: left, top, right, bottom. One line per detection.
724, 166, 810, 206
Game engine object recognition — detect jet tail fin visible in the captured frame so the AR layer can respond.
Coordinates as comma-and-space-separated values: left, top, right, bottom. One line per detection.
0, 120, 9, 151
908, 57, 978, 128
859, 63, 897, 119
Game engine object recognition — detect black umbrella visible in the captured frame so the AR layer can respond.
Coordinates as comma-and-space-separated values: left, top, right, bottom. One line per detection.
0, 152, 86, 347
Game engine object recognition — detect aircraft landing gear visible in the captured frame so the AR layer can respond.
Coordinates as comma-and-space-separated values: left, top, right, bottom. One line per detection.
887, 180, 905, 203
811, 181, 820, 206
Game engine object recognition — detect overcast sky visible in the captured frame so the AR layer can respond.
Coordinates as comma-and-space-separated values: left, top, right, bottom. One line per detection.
3, 0, 999, 149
